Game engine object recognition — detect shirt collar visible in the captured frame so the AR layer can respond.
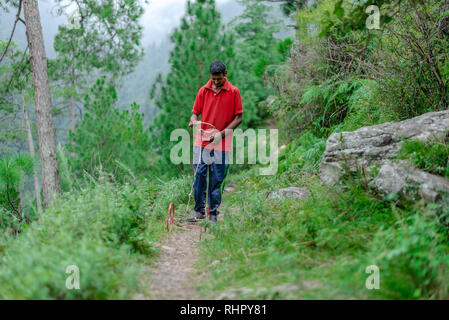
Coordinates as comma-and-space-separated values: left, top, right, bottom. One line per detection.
206, 77, 231, 91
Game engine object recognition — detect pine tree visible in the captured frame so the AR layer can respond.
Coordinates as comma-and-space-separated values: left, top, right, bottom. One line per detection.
1, 39, 43, 214
23, 0, 61, 207
264, 0, 308, 16
149, 0, 234, 174
229, 0, 291, 126
21, 93, 42, 213
0, 153, 34, 232
67, 77, 153, 182
51, 0, 146, 135
0, 40, 30, 152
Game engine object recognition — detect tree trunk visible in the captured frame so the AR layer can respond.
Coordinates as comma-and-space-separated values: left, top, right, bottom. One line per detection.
23, 0, 61, 208
70, 67, 76, 133
17, 191, 22, 222
21, 94, 43, 213
70, 95, 76, 133
70, 94, 76, 157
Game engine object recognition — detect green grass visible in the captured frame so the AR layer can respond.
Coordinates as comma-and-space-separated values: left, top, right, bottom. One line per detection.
3, 132, 448, 299
396, 137, 449, 178
0, 172, 170, 299
196, 135, 449, 300
0, 160, 203, 299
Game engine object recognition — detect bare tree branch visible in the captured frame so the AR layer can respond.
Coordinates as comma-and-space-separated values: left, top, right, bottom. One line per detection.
0, 0, 23, 64
4, 44, 29, 95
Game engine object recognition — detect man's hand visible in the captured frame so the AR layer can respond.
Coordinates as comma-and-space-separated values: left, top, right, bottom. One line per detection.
209, 130, 223, 145
189, 114, 199, 127
189, 119, 200, 127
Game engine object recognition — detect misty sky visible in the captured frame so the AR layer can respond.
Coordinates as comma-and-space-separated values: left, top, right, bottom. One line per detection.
141, 0, 234, 45
0, 0, 238, 56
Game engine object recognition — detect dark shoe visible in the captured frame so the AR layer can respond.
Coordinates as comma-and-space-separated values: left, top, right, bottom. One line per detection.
187, 211, 205, 222
209, 213, 218, 223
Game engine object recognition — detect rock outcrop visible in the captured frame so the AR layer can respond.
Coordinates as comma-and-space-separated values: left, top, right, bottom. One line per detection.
370, 160, 449, 203
320, 110, 449, 202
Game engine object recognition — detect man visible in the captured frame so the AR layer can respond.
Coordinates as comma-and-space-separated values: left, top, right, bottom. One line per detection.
187, 60, 243, 223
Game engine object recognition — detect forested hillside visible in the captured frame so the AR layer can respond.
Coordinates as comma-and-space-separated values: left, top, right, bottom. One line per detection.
1, 0, 449, 300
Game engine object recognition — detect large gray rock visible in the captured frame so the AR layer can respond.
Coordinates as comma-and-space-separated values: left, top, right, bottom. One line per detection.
370, 160, 449, 203
319, 110, 449, 202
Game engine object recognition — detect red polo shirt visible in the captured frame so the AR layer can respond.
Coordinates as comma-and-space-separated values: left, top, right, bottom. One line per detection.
192, 78, 243, 151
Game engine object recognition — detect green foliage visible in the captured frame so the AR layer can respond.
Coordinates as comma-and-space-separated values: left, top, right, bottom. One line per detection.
333, 79, 398, 132
0, 154, 34, 192
295, 0, 332, 43
0, 40, 30, 101
264, 0, 307, 17
277, 131, 326, 177
196, 121, 449, 299
198, 166, 395, 298
302, 79, 360, 133
369, 204, 449, 299
149, 0, 234, 176
396, 137, 449, 178
57, 146, 79, 193
0, 175, 162, 299
229, 0, 291, 126
0, 40, 31, 154
198, 151, 449, 299
261, 0, 449, 294
271, 0, 448, 140
320, 0, 449, 117
49, 0, 147, 149
320, 0, 395, 37
148, 175, 192, 221
0, 153, 35, 231
270, 0, 375, 138
271, 74, 392, 138
355, 0, 448, 119
52, 0, 145, 80
2, 0, 448, 301
66, 77, 155, 183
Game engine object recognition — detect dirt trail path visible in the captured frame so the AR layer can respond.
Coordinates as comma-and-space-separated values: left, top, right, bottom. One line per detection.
140, 222, 206, 300
137, 184, 235, 300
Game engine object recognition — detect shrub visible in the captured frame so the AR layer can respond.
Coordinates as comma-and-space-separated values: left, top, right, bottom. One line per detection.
0, 174, 160, 299
277, 131, 326, 178
199, 135, 449, 299
0, 153, 36, 233
368, 203, 449, 299
396, 137, 449, 178
66, 77, 155, 184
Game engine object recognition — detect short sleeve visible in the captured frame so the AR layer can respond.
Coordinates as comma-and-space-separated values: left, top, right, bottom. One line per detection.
192, 89, 203, 115
234, 88, 243, 115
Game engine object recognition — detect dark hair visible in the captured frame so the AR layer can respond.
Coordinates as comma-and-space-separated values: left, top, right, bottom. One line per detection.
209, 60, 226, 75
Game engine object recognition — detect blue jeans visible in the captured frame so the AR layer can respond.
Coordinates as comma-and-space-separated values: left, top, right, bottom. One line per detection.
193, 147, 229, 215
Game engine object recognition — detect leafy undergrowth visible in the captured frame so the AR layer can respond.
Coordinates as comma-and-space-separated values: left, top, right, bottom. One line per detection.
197, 134, 449, 300
396, 136, 449, 179
0, 171, 182, 299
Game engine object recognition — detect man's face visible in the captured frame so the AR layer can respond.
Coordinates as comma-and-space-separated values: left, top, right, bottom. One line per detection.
210, 71, 227, 88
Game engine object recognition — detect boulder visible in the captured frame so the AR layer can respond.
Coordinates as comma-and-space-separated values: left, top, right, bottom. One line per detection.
268, 187, 310, 201
319, 110, 449, 202
370, 160, 449, 203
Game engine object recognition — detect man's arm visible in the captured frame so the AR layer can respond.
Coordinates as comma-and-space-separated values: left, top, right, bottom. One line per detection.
210, 113, 242, 143
190, 88, 203, 127
221, 113, 242, 138
189, 113, 199, 127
